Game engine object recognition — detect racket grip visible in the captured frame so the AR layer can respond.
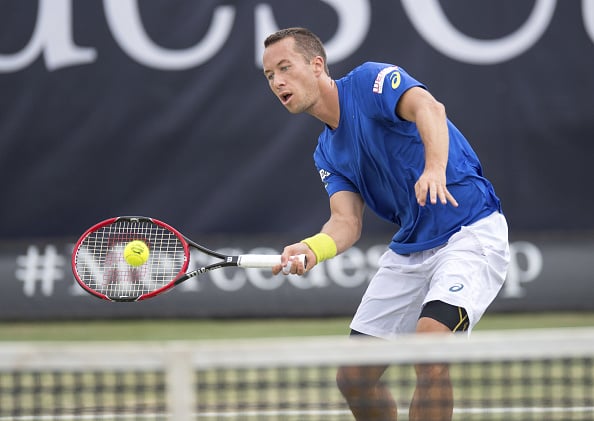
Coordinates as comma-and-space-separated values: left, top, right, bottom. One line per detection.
282, 254, 307, 274
237, 254, 306, 271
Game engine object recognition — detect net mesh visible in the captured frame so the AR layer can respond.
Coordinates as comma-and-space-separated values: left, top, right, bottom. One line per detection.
1, 328, 593, 420
73, 219, 186, 300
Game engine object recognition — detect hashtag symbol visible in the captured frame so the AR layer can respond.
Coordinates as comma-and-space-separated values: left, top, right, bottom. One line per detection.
15, 245, 65, 296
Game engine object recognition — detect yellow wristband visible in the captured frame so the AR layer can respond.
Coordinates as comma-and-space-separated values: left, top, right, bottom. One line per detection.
301, 233, 337, 264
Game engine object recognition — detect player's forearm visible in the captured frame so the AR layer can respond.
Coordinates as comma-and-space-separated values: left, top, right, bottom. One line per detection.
415, 101, 449, 171
320, 191, 365, 254
320, 215, 362, 255
300, 191, 364, 266
297, 214, 361, 268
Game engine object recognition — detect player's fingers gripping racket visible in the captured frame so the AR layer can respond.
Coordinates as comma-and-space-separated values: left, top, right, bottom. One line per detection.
71, 216, 305, 302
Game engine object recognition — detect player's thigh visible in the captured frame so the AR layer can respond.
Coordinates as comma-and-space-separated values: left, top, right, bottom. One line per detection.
351, 250, 430, 337
425, 212, 509, 329
418, 300, 469, 333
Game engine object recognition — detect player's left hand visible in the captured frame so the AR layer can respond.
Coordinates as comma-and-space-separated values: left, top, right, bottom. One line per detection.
415, 169, 459, 207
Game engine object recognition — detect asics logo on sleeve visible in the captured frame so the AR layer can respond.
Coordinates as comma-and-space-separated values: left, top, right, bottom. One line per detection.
319, 169, 331, 188
373, 65, 400, 94
390, 71, 401, 89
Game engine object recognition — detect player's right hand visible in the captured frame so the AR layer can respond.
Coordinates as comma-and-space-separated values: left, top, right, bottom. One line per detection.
273, 243, 313, 276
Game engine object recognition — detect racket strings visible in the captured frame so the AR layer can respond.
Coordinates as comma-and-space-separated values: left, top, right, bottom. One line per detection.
74, 220, 186, 299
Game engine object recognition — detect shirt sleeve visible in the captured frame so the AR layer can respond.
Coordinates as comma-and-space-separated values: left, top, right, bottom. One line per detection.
361, 63, 427, 123
313, 145, 359, 197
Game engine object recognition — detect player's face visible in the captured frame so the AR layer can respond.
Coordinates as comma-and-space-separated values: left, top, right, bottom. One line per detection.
263, 38, 320, 114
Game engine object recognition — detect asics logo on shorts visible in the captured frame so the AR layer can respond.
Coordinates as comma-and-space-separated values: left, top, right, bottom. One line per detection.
449, 283, 464, 292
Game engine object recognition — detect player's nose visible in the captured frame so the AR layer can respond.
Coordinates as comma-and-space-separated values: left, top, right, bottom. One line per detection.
273, 76, 286, 90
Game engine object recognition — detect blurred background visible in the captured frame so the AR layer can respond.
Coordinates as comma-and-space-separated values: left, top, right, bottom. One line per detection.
1, 0, 593, 321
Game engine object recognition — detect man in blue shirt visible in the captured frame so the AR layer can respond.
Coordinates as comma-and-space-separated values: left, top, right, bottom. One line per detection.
263, 27, 510, 421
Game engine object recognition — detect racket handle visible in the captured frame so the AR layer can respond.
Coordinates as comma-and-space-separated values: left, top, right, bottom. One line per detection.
237, 254, 306, 272
282, 254, 307, 274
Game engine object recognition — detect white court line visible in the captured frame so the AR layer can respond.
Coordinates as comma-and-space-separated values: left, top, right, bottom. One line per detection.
0, 416, 161, 421
5, 406, 593, 420
195, 406, 594, 418
456, 406, 594, 414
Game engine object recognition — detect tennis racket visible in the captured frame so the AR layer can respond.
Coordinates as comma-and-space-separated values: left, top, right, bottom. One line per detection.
71, 216, 305, 302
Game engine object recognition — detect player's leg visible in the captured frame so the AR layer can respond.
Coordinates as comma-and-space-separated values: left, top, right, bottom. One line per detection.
336, 346, 397, 421
408, 301, 468, 421
339, 249, 428, 421
408, 212, 510, 421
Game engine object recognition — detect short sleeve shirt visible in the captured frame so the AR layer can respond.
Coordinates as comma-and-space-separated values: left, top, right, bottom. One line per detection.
314, 62, 502, 254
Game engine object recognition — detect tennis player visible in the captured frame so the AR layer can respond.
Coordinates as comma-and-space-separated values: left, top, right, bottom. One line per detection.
263, 28, 510, 421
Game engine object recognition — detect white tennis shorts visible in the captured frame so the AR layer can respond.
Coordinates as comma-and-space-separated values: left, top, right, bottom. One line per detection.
350, 212, 510, 338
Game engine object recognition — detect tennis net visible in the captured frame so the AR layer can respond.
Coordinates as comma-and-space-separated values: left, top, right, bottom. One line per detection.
0, 327, 593, 420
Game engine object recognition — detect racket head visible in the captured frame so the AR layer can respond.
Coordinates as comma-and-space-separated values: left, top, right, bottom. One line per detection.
71, 216, 190, 302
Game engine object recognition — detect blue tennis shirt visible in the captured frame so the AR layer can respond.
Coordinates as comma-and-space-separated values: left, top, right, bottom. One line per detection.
314, 62, 502, 254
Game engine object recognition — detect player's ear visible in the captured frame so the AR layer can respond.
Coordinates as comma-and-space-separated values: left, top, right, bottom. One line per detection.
311, 55, 326, 76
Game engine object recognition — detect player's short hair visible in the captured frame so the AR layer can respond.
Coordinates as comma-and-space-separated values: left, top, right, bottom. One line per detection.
264, 27, 330, 75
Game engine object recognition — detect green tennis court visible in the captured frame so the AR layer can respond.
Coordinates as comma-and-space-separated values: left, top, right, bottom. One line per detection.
1, 312, 593, 341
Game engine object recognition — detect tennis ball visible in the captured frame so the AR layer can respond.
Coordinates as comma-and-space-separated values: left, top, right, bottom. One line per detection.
123, 240, 150, 267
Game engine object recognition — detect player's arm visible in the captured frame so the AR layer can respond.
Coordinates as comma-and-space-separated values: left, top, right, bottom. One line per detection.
319, 190, 365, 254
396, 86, 458, 207
274, 190, 364, 275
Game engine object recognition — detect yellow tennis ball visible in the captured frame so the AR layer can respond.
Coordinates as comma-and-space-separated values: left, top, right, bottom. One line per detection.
123, 240, 150, 267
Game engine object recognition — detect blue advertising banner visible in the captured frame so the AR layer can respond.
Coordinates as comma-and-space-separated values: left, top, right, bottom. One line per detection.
1, 1, 593, 318
1, 1, 593, 238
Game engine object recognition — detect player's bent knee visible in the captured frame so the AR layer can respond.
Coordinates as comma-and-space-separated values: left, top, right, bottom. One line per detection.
336, 365, 384, 398
336, 366, 359, 397
336, 367, 378, 399
414, 362, 450, 380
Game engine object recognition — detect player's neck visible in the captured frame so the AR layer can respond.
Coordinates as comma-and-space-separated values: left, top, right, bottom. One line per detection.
309, 77, 340, 130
